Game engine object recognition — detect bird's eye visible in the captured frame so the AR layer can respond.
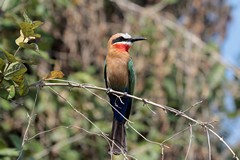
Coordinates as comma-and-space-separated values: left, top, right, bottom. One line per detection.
119, 37, 125, 41
112, 36, 126, 44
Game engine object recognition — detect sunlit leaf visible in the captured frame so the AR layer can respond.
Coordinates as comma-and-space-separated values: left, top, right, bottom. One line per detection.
23, 11, 32, 23
0, 148, 19, 156
15, 30, 36, 46
7, 85, 15, 99
4, 62, 27, 80
18, 21, 43, 39
19, 22, 35, 37
15, 34, 24, 46
33, 33, 41, 38
0, 48, 16, 63
31, 21, 44, 29
43, 71, 64, 80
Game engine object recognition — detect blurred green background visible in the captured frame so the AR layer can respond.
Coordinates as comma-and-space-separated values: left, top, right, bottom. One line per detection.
0, 0, 239, 159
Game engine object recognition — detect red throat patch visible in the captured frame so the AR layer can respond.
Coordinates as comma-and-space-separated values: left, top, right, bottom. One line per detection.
113, 43, 131, 52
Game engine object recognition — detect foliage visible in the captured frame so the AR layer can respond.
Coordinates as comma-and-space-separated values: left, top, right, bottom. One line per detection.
0, 13, 42, 100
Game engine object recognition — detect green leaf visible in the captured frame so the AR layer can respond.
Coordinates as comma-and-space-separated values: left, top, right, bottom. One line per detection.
0, 85, 16, 100
33, 33, 41, 38
0, 138, 7, 149
0, 88, 9, 99
31, 21, 43, 29
12, 75, 24, 84
0, 48, 17, 63
0, 72, 3, 83
17, 76, 29, 96
9, 134, 21, 149
12, 75, 29, 96
0, 58, 5, 71
19, 22, 35, 37
19, 21, 43, 38
0, 148, 19, 156
23, 11, 32, 23
4, 62, 27, 80
19, 42, 39, 51
7, 85, 15, 99
163, 78, 177, 99
43, 70, 64, 80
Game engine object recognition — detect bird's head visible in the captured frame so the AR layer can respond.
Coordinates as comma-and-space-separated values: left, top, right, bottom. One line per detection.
108, 33, 146, 52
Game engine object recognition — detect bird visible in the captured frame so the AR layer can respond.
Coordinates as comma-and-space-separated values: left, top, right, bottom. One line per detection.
104, 33, 146, 155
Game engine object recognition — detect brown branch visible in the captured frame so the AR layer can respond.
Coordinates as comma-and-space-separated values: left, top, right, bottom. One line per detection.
206, 127, 212, 160
48, 86, 131, 159
17, 87, 39, 160
185, 124, 193, 160
30, 79, 239, 160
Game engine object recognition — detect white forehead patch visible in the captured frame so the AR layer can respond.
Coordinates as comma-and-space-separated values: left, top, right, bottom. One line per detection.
120, 33, 132, 39
115, 41, 132, 46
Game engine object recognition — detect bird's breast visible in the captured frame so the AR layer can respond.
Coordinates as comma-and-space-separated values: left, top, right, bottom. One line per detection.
106, 54, 130, 91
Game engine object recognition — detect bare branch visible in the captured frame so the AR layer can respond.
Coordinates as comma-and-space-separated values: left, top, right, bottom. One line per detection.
185, 124, 193, 160
17, 87, 39, 160
29, 79, 240, 160
206, 127, 212, 160
181, 100, 204, 115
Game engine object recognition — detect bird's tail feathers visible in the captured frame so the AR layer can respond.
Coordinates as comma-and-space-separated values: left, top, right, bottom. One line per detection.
109, 119, 127, 155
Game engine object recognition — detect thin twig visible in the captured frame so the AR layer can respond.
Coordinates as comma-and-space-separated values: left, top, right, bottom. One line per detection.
17, 87, 39, 160
84, 87, 166, 152
185, 123, 193, 160
161, 147, 164, 160
181, 100, 204, 115
29, 80, 240, 160
206, 127, 212, 160
208, 127, 238, 160
14, 46, 21, 56
31, 124, 119, 159
83, 87, 134, 124
48, 86, 130, 160
127, 122, 167, 148
161, 123, 197, 145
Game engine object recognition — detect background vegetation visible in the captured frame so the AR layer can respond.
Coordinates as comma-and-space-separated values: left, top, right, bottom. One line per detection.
0, 0, 239, 159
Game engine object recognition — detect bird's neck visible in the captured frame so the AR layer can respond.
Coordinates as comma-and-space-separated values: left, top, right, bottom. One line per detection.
112, 43, 131, 52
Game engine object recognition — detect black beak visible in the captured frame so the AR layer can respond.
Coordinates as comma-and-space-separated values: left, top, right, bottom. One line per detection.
130, 37, 147, 43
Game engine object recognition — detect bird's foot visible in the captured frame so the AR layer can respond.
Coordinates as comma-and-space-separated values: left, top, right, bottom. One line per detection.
106, 87, 112, 94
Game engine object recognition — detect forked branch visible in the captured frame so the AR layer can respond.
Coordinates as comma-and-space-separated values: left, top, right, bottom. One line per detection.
30, 79, 239, 160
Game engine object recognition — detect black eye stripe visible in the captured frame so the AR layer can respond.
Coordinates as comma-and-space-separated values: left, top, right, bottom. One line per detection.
112, 36, 129, 44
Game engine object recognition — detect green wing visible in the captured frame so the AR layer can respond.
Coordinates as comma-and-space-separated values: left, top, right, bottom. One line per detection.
104, 60, 108, 88
128, 58, 135, 95
125, 58, 135, 119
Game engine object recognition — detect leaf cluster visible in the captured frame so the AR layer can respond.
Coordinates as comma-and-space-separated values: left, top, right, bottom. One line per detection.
0, 13, 43, 100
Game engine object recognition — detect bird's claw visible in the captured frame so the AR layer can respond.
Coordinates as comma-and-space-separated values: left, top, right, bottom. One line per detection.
106, 87, 111, 94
